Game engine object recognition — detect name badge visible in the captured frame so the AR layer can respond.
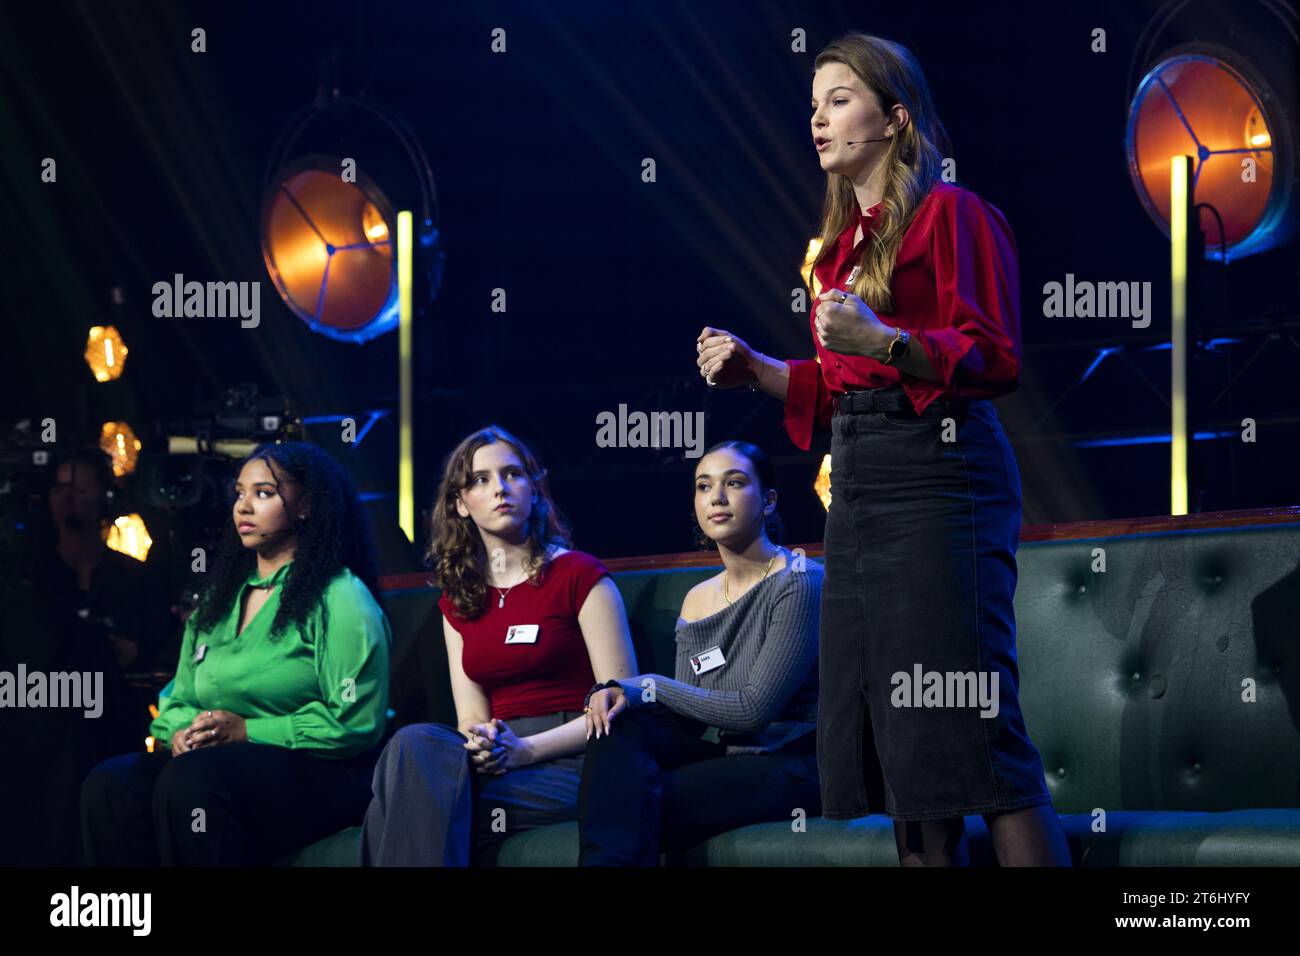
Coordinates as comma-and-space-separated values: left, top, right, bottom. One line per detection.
193, 643, 208, 664
504, 624, 539, 645
690, 646, 726, 675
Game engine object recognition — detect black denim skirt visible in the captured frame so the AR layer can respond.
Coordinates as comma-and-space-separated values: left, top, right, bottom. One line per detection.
817, 386, 1053, 822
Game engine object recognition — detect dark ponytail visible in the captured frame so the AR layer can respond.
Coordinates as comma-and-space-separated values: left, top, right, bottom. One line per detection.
691, 440, 785, 550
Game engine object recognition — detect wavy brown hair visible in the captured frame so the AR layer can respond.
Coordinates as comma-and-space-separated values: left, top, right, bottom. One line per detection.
425, 425, 573, 620
809, 33, 953, 313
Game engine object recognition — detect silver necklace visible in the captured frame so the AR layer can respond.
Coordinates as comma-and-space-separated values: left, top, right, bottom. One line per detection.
494, 547, 561, 606
494, 570, 529, 607
495, 582, 519, 608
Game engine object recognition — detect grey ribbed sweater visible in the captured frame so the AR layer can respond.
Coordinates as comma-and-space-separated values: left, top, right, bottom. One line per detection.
615, 558, 822, 755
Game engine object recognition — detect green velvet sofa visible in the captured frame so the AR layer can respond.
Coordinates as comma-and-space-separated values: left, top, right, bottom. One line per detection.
285, 509, 1300, 866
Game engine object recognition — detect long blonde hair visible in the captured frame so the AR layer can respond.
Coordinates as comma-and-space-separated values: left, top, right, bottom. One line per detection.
810, 33, 952, 313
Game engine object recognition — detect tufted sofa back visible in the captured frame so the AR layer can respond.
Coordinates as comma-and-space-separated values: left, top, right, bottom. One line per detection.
1015, 521, 1300, 814
381, 515, 1300, 816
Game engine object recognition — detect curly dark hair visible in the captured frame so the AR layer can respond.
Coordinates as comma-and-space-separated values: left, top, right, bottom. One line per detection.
426, 425, 573, 621
691, 440, 785, 550
189, 441, 381, 642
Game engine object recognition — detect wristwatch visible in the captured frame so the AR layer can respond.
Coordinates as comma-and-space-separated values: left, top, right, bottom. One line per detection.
881, 327, 910, 365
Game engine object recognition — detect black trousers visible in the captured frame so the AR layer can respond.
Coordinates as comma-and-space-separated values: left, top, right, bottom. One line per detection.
577, 704, 821, 865
81, 742, 374, 866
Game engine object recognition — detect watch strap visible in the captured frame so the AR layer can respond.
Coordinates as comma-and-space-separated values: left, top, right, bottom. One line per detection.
882, 327, 909, 365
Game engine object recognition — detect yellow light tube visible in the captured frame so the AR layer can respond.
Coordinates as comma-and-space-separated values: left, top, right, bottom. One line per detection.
398, 211, 414, 542
1170, 156, 1190, 516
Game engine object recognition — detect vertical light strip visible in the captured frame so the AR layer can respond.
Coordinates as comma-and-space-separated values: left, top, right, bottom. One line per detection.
397, 211, 414, 542
1169, 157, 1190, 516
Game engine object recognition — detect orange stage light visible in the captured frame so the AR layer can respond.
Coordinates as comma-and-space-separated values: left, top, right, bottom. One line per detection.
1126, 52, 1293, 260
260, 157, 399, 342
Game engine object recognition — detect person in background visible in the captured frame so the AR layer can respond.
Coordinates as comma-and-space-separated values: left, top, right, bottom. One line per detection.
39, 447, 175, 750
578, 441, 822, 865
1, 447, 175, 865
81, 441, 391, 866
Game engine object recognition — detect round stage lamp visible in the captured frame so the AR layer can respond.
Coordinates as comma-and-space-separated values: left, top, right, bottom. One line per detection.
1126, 49, 1295, 260
260, 156, 399, 343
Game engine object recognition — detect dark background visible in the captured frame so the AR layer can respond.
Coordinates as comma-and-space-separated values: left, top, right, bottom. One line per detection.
2, 0, 1297, 577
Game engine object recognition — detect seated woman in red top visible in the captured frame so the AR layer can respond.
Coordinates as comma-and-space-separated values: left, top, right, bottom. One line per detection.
358, 425, 637, 865
694, 32, 1070, 866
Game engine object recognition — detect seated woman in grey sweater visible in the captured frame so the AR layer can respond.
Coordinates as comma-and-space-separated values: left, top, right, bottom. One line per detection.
578, 440, 822, 865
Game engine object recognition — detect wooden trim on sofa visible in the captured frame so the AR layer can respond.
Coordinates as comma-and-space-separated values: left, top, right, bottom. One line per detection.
376, 505, 1300, 591
1016, 505, 1300, 542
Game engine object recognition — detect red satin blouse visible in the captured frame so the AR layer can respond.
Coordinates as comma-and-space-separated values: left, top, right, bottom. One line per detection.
783, 181, 1022, 451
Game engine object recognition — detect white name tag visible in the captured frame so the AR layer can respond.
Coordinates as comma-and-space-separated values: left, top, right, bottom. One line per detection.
193, 644, 208, 664
504, 624, 539, 645
690, 646, 726, 675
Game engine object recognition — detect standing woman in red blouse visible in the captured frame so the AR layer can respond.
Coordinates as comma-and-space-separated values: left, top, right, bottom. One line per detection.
696, 32, 1070, 866
359, 425, 637, 865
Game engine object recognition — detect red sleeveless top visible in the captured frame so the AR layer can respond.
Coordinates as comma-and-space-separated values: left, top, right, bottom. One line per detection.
437, 550, 611, 720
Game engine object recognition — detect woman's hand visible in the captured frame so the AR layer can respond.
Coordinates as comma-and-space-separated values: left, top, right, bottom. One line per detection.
585, 686, 628, 739
463, 719, 532, 775
185, 710, 248, 750
696, 327, 759, 388
462, 725, 503, 773
169, 727, 194, 755
815, 289, 893, 358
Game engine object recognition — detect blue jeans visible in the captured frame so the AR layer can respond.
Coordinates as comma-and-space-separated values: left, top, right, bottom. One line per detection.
817, 387, 1053, 822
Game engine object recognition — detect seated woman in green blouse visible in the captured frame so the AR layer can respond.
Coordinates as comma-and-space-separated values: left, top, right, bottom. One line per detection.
81, 441, 391, 866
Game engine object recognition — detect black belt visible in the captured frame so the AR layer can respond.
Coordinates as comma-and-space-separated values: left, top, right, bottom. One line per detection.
834, 387, 967, 415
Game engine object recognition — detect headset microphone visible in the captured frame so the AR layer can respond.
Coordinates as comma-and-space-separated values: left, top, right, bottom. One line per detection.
845, 136, 891, 145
